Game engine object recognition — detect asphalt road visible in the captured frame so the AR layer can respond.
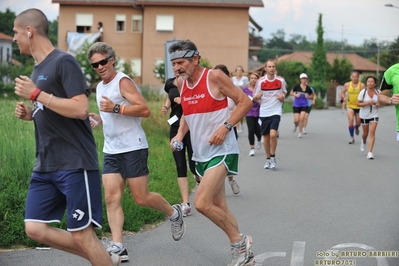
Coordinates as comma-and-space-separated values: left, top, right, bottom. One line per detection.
1, 106, 399, 266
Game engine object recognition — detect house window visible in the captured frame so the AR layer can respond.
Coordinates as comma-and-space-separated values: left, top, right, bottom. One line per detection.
116, 14, 126, 32
131, 58, 142, 77
76, 13, 93, 33
156, 15, 173, 32
132, 15, 142, 32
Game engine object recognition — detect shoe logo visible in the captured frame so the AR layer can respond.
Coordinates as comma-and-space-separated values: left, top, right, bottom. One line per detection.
73, 209, 85, 221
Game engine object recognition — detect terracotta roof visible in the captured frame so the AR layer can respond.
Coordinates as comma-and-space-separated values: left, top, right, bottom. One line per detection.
0, 32, 13, 42
250, 51, 385, 73
53, 0, 264, 7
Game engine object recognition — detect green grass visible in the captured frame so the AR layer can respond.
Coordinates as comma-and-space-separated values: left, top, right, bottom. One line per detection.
0, 93, 195, 248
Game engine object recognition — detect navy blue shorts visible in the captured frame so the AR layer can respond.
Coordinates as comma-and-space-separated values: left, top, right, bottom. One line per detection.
260, 115, 281, 135
103, 149, 149, 178
25, 170, 103, 231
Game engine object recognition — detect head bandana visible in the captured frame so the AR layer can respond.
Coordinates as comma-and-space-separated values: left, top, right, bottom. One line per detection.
170, 50, 200, 61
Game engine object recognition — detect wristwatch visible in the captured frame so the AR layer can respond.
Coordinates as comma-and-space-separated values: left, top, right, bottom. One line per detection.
113, 104, 120, 113
224, 122, 233, 131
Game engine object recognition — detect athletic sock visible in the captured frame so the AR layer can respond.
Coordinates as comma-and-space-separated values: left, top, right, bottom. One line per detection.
349, 126, 354, 137
270, 154, 275, 157
169, 208, 178, 220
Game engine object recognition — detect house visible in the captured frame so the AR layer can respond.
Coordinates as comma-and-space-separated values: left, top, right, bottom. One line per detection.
52, 0, 264, 87
0, 32, 13, 65
250, 51, 386, 77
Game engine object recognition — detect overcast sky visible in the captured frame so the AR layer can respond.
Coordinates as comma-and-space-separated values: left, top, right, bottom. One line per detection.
1, 0, 398, 46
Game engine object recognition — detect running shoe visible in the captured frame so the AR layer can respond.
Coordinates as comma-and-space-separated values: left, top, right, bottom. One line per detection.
348, 138, 355, 144
270, 157, 277, 170
303, 127, 307, 134
256, 140, 262, 149
264, 159, 271, 169
243, 250, 256, 266
297, 133, 302, 138
181, 202, 192, 217
355, 126, 359, 136
360, 142, 365, 152
228, 235, 253, 266
109, 252, 121, 266
292, 124, 297, 133
229, 180, 240, 195
106, 242, 129, 262
249, 149, 255, 156
367, 152, 374, 159
170, 204, 186, 241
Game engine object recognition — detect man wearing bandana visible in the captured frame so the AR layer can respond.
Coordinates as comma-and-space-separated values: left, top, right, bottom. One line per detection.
168, 40, 254, 266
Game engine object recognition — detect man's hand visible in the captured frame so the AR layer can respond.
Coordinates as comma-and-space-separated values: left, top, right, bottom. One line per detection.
15, 76, 36, 100
15, 102, 33, 121
100, 95, 115, 112
209, 126, 228, 146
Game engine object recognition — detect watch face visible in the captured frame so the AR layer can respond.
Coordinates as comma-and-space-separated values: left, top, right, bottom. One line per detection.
113, 104, 120, 113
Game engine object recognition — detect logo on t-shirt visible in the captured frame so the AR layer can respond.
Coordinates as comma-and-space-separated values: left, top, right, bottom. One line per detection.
261, 79, 282, 91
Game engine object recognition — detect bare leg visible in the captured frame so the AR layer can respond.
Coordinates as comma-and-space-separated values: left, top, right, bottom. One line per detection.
368, 122, 378, 152
128, 175, 174, 216
103, 173, 126, 243
194, 163, 242, 243
269, 130, 278, 155
25, 222, 112, 266
263, 134, 271, 158
177, 177, 189, 203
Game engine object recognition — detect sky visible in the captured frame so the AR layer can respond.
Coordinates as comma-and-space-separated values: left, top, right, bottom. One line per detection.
1, 0, 398, 46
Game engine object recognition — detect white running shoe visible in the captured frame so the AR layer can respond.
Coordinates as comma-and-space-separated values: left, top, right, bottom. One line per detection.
270, 157, 277, 170
367, 152, 374, 159
228, 235, 253, 266
249, 149, 255, 156
229, 180, 240, 195
181, 202, 192, 217
110, 252, 121, 266
170, 204, 185, 241
297, 133, 302, 138
303, 127, 307, 134
360, 142, 365, 152
256, 140, 261, 149
292, 124, 297, 133
106, 242, 129, 262
264, 159, 271, 169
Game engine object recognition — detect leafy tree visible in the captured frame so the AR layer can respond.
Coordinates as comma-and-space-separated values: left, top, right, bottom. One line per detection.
311, 14, 328, 99
0, 8, 16, 36
154, 61, 166, 83
276, 61, 308, 93
327, 57, 352, 85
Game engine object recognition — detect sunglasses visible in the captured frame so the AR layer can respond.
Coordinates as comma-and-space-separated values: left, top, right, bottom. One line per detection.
91, 56, 112, 68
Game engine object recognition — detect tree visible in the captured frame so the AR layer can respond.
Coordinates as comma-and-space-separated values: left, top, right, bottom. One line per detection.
311, 14, 328, 99
0, 8, 16, 36
327, 57, 352, 85
276, 61, 308, 93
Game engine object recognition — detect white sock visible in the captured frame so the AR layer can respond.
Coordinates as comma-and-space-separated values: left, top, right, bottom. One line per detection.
169, 208, 178, 220
113, 242, 124, 249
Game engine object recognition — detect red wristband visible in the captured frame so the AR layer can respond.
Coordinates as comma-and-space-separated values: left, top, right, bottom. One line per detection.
30, 88, 42, 101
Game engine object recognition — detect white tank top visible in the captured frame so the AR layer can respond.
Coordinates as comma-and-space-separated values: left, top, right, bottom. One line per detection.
96, 72, 148, 154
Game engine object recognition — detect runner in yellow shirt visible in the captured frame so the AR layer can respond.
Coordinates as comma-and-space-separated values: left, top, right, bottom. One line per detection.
341, 71, 366, 144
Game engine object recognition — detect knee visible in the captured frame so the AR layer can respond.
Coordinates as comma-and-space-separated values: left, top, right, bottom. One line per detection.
25, 222, 47, 242
133, 191, 149, 206
194, 197, 210, 215
104, 192, 121, 207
